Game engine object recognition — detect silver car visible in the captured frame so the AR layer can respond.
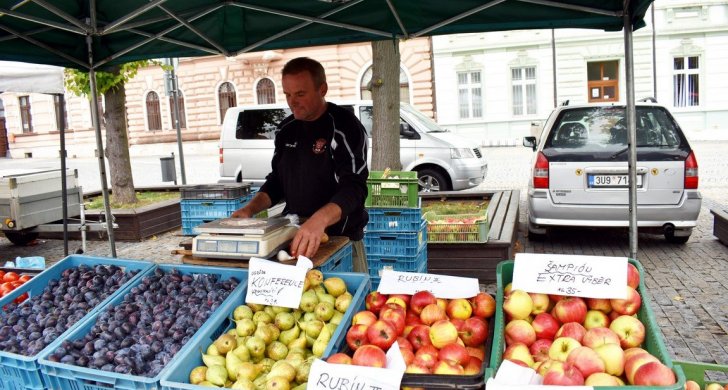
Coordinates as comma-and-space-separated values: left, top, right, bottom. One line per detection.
523, 101, 701, 243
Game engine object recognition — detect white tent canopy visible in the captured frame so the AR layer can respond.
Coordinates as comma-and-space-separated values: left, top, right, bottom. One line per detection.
0, 61, 64, 94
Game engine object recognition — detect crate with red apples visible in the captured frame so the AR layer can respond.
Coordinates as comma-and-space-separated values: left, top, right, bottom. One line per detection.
326, 290, 496, 389
490, 258, 686, 389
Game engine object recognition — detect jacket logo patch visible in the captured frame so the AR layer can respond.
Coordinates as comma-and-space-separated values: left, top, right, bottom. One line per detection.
285, 142, 297, 148
312, 138, 328, 154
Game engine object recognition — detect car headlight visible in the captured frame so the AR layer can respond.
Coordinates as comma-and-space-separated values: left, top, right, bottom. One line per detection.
451, 148, 475, 159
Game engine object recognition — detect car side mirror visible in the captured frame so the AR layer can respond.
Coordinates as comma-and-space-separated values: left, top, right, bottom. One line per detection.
400, 123, 417, 139
523, 136, 537, 151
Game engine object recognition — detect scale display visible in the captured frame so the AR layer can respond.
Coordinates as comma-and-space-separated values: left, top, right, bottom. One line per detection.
191, 222, 298, 260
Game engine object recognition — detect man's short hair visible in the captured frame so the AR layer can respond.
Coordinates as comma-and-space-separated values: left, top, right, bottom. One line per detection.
282, 57, 326, 87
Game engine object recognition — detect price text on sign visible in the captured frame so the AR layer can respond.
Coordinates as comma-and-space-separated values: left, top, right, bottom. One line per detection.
377, 269, 479, 299
511, 253, 628, 299
246, 257, 307, 308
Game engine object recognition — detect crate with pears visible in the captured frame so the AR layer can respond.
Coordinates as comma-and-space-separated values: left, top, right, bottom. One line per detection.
160, 269, 370, 390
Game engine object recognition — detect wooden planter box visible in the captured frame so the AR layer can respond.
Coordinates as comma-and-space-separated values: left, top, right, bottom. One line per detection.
711, 208, 728, 246
421, 190, 520, 283
41, 198, 181, 242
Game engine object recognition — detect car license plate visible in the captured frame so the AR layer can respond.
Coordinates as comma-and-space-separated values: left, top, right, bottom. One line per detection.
588, 174, 642, 188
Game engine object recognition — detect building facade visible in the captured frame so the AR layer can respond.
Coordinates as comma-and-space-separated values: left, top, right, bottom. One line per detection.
432, 0, 728, 146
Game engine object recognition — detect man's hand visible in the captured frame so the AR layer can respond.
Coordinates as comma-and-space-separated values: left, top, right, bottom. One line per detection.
231, 207, 253, 218
289, 217, 328, 259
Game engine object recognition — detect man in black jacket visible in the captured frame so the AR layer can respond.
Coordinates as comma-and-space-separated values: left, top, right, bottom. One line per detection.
232, 57, 369, 272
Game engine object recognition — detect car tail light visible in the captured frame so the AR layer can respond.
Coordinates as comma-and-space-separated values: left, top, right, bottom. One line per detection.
533, 152, 549, 188
684, 151, 699, 189
219, 147, 224, 164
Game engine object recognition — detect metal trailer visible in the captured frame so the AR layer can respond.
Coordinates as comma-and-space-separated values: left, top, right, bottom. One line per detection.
0, 169, 111, 251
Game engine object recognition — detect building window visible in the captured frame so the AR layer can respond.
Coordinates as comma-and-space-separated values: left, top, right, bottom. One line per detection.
457, 71, 482, 119
512, 67, 537, 115
54, 95, 68, 130
256, 78, 276, 104
218, 82, 237, 123
168, 92, 186, 129
145, 91, 162, 131
359, 66, 410, 103
673, 56, 699, 107
587, 61, 619, 103
19, 95, 32, 133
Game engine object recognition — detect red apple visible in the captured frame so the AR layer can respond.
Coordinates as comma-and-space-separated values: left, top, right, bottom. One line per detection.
536, 359, 562, 377
548, 337, 582, 362
345, 323, 369, 351
552, 297, 587, 324
446, 298, 473, 320
529, 338, 553, 362
463, 356, 483, 375
436, 298, 448, 312
624, 352, 660, 384
466, 346, 485, 362
433, 359, 465, 375
429, 319, 459, 348
582, 327, 620, 349
327, 352, 352, 364
684, 380, 701, 390
503, 342, 535, 367
632, 361, 676, 386
594, 343, 626, 376
470, 292, 495, 319
410, 291, 437, 315
610, 286, 642, 315
438, 343, 470, 366
407, 324, 432, 350
352, 310, 377, 327
399, 346, 415, 365
584, 309, 611, 329
531, 312, 560, 340
397, 336, 413, 351
585, 372, 622, 386
405, 362, 432, 374
365, 291, 388, 315
505, 319, 536, 346
386, 296, 407, 309
450, 318, 465, 331
420, 303, 447, 325
389, 293, 411, 306
543, 361, 585, 386
503, 289, 533, 320
609, 315, 646, 349
405, 310, 424, 326
529, 292, 551, 315
586, 297, 613, 313
627, 263, 640, 289
352, 344, 387, 367
555, 322, 586, 344
566, 346, 606, 378
379, 305, 406, 335
460, 317, 488, 347
414, 344, 439, 368
366, 320, 397, 351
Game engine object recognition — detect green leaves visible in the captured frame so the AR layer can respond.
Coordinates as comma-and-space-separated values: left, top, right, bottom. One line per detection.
64, 60, 161, 98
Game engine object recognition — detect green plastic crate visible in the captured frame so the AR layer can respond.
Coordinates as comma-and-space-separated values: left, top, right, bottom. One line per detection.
490, 258, 686, 390
673, 360, 728, 388
365, 170, 419, 208
425, 211, 488, 243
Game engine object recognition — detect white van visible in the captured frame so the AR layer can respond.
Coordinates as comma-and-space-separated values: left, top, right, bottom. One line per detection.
218, 101, 487, 191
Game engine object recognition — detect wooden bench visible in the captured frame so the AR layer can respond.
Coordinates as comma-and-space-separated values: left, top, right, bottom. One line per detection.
711, 208, 728, 246
422, 190, 520, 282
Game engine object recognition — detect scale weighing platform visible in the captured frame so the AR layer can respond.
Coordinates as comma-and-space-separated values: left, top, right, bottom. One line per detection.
192, 217, 298, 260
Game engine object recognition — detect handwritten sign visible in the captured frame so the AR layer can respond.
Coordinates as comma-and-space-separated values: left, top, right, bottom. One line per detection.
246, 257, 308, 308
511, 253, 628, 299
308, 342, 406, 390
376, 269, 479, 299
486, 360, 595, 390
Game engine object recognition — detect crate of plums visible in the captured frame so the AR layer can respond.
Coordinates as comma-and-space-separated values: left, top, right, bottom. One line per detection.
37, 263, 248, 390
0, 255, 154, 390
159, 269, 370, 390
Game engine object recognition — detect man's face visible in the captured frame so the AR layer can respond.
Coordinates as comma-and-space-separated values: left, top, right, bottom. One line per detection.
282, 71, 327, 121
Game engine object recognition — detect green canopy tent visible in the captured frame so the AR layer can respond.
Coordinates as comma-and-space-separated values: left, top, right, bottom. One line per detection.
0, 0, 653, 257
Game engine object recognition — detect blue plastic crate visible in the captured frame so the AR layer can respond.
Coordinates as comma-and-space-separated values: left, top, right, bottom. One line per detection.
368, 246, 428, 279
364, 220, 427, 257
37, 264, 248, 390
159, 272, 371, 390
366, 206, 423, 232
180, 197, 247, 219
0, 255, 154, 390
181, 216, 215, 236
318, 242, 353, 273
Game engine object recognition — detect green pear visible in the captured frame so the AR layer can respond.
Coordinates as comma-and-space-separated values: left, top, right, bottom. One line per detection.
299, 320, 324, 339
329, 311, 343, 326
322, 277, 347, 297
266, 340, 289, 361
247, 302, 266, 312
298, 290, 319, 313
258, 358, 275, 375
231, 378, 255, 390
214, 334, 237, 355
206, 344, 220, 356
292, 384, 308, 390
202, 351, 226, 368
245, 336, 266, 358
287, 333, 307, 351
314, 302, 335, 322
277, 324, 300, 345
189, 366, 208, 385
197, 381, 219, 388
264, 306, 277, 318
266, 376, 291, 390
301, 312, 317, 322
253, 310, 273, 325
236, 361, 261, 382
205, 365, 228, 386
312, 285, 327, 300
325, 323, 337, 337
253, 374, 268, 390
233, 305, 254, 321
295, 359, 312, 384
226, 350, 245, 381
232, 344, 251, 362
254, 324, 276, 345
271, 306, 291, 314
274, 312, 295, 331
265, 323, 281, 343
268, 361, 296, 382
291, 309, 303, 321
334, 292, 353, 313
306, 269, 323, 287
227, 328, 238, 337
235, 318, 256, 337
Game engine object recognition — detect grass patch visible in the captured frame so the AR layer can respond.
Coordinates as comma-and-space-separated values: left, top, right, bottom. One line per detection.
85, 191, 179, 210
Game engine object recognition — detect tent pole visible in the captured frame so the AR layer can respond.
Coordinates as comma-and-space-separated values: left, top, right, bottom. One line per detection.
86, 35, 117, 257
624, 3, 638, 259
57, 93, 69, 256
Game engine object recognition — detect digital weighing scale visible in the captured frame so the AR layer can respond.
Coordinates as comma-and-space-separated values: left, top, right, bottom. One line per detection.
191, 217, 298, 260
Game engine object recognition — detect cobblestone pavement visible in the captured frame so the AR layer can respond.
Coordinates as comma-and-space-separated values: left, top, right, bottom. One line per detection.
2, 140, 726, 372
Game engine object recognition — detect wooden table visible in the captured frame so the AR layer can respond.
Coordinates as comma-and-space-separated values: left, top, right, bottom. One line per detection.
178, 235, 350, 268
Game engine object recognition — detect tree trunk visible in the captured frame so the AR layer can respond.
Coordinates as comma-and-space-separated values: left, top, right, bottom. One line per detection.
370, 40, 402, 171
103, 67, 137, 204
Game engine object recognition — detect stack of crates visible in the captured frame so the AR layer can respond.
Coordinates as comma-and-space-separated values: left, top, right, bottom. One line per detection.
364, 171, 427, 289
180, 183, 254, 235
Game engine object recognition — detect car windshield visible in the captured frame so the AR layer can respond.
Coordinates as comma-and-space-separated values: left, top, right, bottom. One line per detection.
544, 106, 682, 153
402, 105, 447, 133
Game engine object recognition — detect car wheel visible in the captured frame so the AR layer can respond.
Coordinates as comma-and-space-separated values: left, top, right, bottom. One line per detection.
527, 220, 547, 241
664, 231, 690, 244
417, 168, 450, 192
4, 230, 39, 246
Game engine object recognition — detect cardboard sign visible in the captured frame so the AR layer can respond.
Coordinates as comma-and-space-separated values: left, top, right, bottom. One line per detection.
308, 342, 406, 390
246, 257, 308, 308
511, 253, 628, 299
486, 360, 594, 390
376, 269, 480, 299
